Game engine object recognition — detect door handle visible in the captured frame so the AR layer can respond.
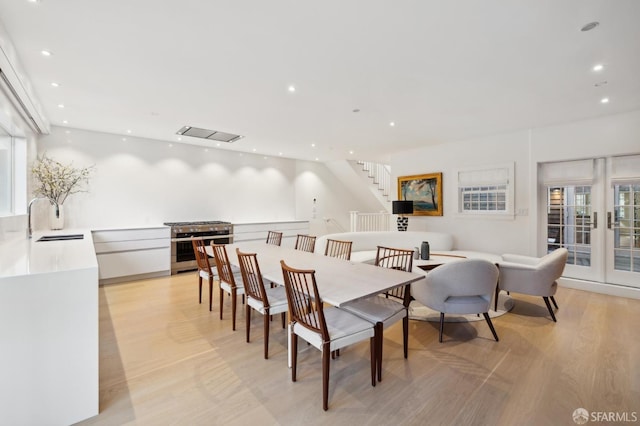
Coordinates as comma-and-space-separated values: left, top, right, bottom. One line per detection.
607, 212, 620, 229
585, 212, 597, 229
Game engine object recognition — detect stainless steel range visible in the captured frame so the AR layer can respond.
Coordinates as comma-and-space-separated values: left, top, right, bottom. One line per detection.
164, 221, 233, 274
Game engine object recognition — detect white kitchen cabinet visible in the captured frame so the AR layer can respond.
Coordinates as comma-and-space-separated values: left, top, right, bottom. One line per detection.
92, 226, 170, 284
233, 220, 309, 247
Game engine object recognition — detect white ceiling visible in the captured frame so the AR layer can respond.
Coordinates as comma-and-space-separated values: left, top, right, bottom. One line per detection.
1, 0, 639, 162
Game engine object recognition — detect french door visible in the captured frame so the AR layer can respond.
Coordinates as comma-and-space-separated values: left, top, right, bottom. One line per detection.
541, 155, 640, 288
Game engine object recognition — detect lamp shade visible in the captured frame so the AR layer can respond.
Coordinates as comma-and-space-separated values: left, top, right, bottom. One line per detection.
392, 200, 414, 215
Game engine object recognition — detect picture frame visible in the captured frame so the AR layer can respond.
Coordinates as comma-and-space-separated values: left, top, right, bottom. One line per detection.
397, 172, 443, 216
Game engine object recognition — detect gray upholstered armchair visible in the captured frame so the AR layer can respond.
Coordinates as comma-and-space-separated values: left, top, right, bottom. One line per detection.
496, 248, 568, 322
411, 259, 500, 343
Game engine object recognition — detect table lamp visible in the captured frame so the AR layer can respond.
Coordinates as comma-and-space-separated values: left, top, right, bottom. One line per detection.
392, 200, 414, 231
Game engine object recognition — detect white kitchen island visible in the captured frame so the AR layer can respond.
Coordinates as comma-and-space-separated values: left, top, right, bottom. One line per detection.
0, 229, 99, 426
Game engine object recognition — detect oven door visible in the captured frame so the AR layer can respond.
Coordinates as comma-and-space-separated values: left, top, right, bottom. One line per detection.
172, 231, 232, 271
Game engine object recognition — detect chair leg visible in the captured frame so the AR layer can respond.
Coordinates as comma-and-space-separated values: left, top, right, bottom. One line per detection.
550, 295, 559, 309
231, 291, 237, 331
483, 312, 499, 341
370, 336, 376, 387
209, 277, 214, 311
281, 312, 286, 329
198, 276, 203, 304
246, 305, 251, 343
439, 313, 445, 343
322, 342, 330, 411
219, 288, 224, 320
494, 286, 500, 311
291, 334, 298, 382
402, 315, 409, 359
264, 309, 270, 359
375, 322, 384, 382
543, 297, 557, 322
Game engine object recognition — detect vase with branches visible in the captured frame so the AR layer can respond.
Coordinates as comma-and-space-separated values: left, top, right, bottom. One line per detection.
31, 154, 93, 229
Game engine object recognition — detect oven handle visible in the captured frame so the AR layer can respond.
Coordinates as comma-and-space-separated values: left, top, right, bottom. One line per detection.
171, 235, 233, 242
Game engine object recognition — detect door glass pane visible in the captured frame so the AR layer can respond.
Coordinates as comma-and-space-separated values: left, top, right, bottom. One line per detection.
547, 186, 592, 266
613, 183, 640, 272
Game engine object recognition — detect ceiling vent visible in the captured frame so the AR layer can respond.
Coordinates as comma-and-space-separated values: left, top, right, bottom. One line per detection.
176, 126, 243, 143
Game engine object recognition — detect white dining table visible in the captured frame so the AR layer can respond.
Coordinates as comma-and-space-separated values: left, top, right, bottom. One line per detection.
207, 241, 426, 366
211, 241, 426, 307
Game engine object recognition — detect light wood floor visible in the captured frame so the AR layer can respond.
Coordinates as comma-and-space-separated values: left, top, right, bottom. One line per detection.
79, 273, 640, 425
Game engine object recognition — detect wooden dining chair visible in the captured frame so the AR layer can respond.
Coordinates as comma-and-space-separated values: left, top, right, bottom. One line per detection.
294, 234, 316, 253
192, 239, 216, 311
342, 245, 414, 382
236, 249, 288, 359
323, 238, 352, 260
211, 243, 245, 331
266, 230, 283, 246
280, 260, 376, 411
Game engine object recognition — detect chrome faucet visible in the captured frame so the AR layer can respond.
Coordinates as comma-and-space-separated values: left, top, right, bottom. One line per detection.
27, 197, 44, 239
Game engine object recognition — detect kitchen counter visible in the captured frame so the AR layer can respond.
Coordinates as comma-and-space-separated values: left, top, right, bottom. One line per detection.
0, 229, 99, 425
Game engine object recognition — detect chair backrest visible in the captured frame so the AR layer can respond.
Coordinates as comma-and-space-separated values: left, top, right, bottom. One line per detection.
324, 238, 352, 260
375, 246, 414, 305
540, 248, 569, 282
211, 243, 238, 288
236, 249, 269, 306
192, 239, 212, 272
294, 234, 317, 253
280, 260, 328, 342
266, 231, 283, 246
413, 259, 499, 311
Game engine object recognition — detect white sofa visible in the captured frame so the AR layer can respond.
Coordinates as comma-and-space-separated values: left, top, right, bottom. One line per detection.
314, 231, 454, 264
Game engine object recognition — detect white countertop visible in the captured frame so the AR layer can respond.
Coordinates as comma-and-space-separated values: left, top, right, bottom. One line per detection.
0, 229, 98, 279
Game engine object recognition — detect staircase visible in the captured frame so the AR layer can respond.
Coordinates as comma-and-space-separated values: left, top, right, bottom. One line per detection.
354, 161, 392, 206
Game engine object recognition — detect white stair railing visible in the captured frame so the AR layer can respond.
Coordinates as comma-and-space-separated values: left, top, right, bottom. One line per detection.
349, 211, 391, 232
357, 161, 392, 200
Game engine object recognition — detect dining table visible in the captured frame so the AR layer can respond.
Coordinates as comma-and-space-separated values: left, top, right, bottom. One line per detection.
206, 240, 426, 366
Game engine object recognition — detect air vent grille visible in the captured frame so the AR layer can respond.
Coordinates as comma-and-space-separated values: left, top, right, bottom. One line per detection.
176, 126, 243, 143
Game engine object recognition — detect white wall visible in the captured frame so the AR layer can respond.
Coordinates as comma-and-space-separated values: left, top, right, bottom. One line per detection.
390, 109, 640, 256
34, 126, 374, 232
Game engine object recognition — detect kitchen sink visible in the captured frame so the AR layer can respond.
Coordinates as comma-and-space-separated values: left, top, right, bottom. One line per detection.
36, 234, 84, 242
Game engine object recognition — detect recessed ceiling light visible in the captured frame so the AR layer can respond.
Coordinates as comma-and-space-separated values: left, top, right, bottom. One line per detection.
62, 120, 68, 124
50, 82, 59, 87
216, 143, 221, 147
581, 22, 600, 32
601, 97, 609, 104
288, 85, 296, 92
311, 143, 316, 148
278, 152, 283, 156
349, 150, 354, 155
315, 157, 319, 161
122, 138, 127, 142
41, 50, 52, 56
126, 129, 132, 134
389, 122, 395, 127
64, 130, 70, 134
592, 64, 604, 72
57, 104, 64, 108
168, 143, 173, 148
252, 148, 257, 152
177, 137, 182, 141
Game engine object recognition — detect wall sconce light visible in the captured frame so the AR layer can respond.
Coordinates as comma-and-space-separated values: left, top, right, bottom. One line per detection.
392, 200, 414, 231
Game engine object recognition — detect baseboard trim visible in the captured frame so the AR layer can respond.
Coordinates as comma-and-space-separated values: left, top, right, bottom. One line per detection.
559, 277, 640, 300
99, 270, 170, 286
